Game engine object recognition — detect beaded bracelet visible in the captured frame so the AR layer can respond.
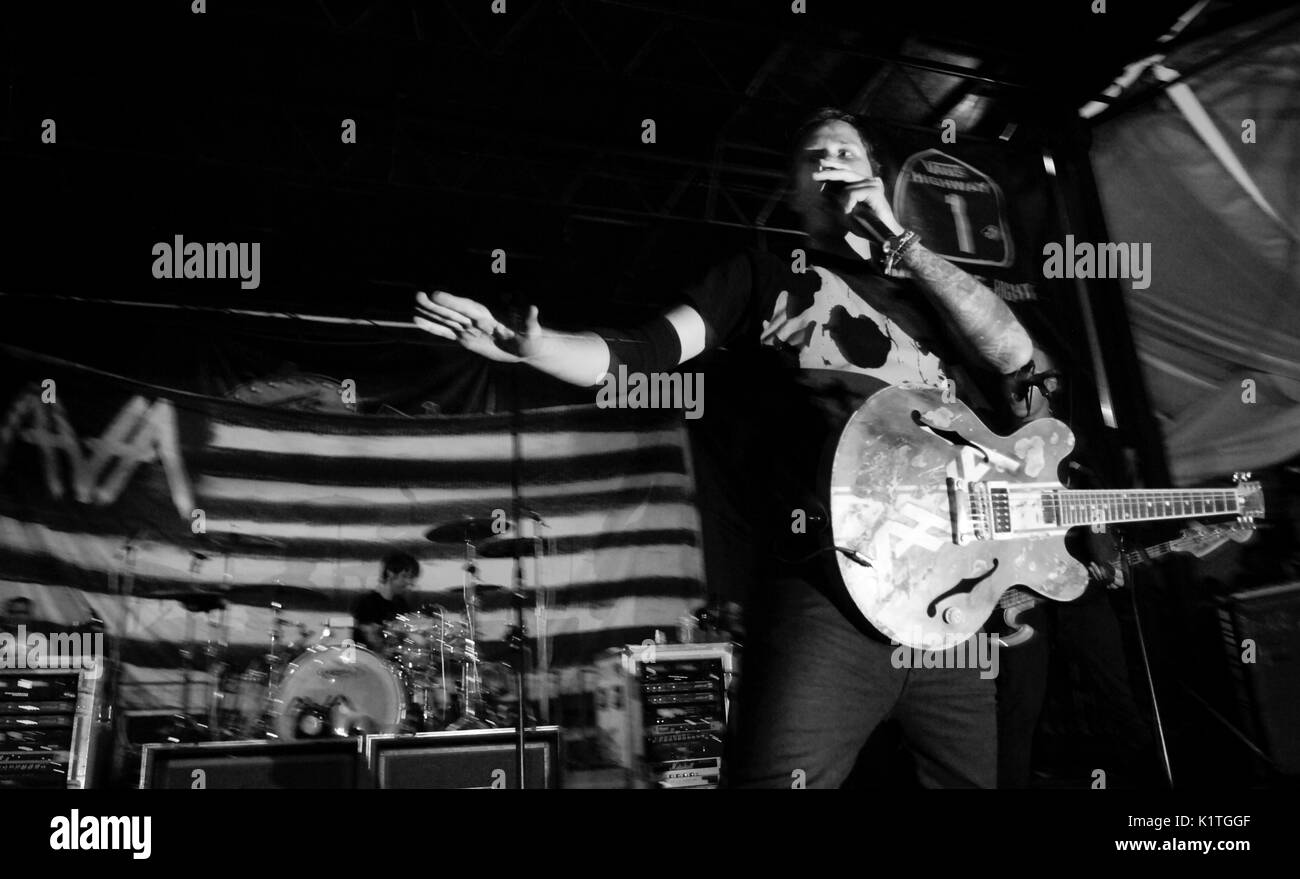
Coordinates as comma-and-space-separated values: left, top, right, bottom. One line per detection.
882, 229, 920, 274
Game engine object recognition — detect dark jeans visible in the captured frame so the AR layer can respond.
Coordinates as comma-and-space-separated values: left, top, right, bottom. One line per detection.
728, 571, 997, 788
994, 604, 1051, 789
996, 589, 1155, 788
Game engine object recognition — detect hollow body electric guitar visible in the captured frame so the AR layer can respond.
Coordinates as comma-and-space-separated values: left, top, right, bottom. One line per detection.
828, 386, 1264, 650
994, 521, 1256, 647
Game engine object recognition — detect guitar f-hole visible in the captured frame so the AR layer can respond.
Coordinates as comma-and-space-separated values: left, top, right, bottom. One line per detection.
926, 558, 1000, 620
911, 410, 990, 462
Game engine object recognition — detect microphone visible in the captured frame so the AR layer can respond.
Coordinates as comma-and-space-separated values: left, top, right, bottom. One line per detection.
822, 180, 897, 242
850, 203, 899, 243
1012, 369, 1062, 398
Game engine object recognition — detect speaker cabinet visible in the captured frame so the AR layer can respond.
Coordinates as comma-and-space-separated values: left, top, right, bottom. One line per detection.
139, 738, 364, 789
364, 726, 562, 789
1219, 581, 1300, 775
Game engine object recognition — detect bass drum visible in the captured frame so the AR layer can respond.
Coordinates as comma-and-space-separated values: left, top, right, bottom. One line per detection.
272, 644, 407, 740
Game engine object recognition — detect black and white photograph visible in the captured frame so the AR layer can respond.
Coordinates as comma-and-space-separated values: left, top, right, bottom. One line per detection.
0, 0, 1296, 860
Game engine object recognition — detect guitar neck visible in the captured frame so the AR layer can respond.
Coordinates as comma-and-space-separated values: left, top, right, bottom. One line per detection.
1123, 540, 1175, 567
1041, 488, 1242, 528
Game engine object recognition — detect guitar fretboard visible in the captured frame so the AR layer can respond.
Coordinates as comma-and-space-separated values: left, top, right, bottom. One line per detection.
1039, 489, 1239, 527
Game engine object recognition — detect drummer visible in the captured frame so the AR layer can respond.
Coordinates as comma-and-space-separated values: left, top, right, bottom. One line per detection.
351, 551, 420, 655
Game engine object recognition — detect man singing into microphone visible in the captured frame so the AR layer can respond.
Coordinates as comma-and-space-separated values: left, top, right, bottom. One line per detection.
414, 107, 1033, 787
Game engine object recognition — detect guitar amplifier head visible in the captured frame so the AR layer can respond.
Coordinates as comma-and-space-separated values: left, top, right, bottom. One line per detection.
363, 727, 562, 789
139, 739, 364, 789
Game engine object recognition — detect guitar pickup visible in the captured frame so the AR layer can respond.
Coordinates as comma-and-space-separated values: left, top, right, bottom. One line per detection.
947, 447, 990, 545
947, 477, 973, 545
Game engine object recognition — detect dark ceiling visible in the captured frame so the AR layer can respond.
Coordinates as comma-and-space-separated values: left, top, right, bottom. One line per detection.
1, 0, 1292, 335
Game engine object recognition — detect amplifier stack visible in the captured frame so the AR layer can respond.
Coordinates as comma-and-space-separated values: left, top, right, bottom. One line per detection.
596, 642, 737, 788
0, 659, 103, 789
138, 726, 564, 789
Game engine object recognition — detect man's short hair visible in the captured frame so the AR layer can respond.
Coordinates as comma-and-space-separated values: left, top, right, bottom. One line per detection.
381, 551, 420, 580
787, 107, 879, 172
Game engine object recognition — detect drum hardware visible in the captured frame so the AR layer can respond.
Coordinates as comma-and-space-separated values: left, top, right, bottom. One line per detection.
447, 551, 494, 731
505, 357, 530, 786
150, 581, 230, 739
232, 582, 329, 739
478, 531, 554, 725
105, 533, 146, 783
425, 515, 541, 733
160, 553, 227, 744
412, 366, 557, 782
253, 599, 293, 738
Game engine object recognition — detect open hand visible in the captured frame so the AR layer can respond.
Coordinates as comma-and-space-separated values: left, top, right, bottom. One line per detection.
414, 290, 542, 363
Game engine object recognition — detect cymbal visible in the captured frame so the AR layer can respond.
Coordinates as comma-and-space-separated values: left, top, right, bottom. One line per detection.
225, 582, 328, 607
151, 589, 228, 613
198, 532, 286, 551
424, 517, 509, 545
476, 537, 546, 559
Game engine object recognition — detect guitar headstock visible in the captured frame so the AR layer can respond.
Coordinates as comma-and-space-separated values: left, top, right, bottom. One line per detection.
1172, 521, 1256, 556
1231, 473, 1265, 522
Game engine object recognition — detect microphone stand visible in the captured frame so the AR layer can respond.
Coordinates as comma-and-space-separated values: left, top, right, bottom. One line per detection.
1118, 536, 1175, 788
507, 318, 529, 789
103, 538, 137, 786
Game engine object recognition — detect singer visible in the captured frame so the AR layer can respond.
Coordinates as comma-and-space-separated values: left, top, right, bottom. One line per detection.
414, 106, 1034, 788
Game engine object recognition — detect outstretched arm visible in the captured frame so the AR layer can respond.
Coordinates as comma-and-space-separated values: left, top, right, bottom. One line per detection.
414, 291, 707, 387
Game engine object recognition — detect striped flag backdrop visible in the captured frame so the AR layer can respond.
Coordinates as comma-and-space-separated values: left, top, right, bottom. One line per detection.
0, 346, 705, 718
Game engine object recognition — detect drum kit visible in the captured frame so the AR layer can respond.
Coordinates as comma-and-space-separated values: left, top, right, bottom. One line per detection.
154, 516, 549, 745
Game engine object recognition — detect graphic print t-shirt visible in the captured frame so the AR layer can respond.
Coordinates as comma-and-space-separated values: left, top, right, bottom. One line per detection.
351, 591, 411, 628
679, 247, 953, 560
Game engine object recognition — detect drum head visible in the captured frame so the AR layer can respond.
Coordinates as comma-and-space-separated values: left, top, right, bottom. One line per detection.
272, 645, 406, 740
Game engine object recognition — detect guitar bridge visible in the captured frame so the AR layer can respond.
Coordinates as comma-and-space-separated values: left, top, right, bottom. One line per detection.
948, 447, 994, 545
949, 480, 1018, 544
948, 479, 992, 544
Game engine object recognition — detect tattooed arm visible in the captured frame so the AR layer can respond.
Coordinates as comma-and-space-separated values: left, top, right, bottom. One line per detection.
811, 156, 1033, 374
898, 244, 1033, 374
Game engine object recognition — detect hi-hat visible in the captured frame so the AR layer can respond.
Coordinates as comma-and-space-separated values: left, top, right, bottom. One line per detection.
424, 517, 510, 545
